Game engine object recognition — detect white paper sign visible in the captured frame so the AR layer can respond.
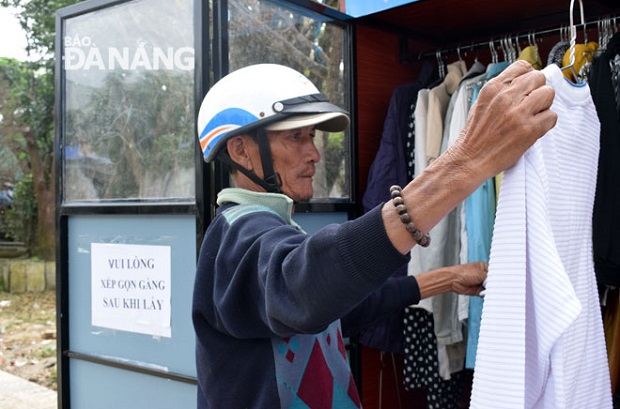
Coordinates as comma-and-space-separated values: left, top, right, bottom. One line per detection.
91, 243, 172, 337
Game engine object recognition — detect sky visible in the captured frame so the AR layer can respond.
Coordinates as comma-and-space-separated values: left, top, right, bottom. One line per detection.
0, 6, 30, 61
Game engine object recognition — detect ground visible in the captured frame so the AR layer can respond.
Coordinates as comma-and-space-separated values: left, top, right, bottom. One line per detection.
0, 289, 57, 390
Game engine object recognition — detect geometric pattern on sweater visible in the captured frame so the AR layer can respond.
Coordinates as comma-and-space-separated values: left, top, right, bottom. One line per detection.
272, 320, 361, 408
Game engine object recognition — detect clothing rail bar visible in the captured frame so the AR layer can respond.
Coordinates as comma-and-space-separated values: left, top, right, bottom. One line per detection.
414, 14, 618, 61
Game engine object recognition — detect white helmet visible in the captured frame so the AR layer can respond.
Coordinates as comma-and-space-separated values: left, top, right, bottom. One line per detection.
197, 64, 349, 163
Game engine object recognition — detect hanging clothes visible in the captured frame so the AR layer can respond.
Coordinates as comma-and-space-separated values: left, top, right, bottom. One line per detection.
402, 307, 467, 409
360, 62, 434, 353
547, 40, 570, 68
561, 41, 599, 82
470, 64, 611, 408
603, 288, 620, 397
440, 60, 487, 360
463, 61, 509, 370
440, 60, 486, 154
413, 88, 431, 179
425, 60, 467, 164
589, 32, 620, 288
518, 45, 543, 69
407, 59, 469, 381
401, 61, 472, 405
446, 64, 489, 337
362, 62, 434, 215
432, 59, 486, 380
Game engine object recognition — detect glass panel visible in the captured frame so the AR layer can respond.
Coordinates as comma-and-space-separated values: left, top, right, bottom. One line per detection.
62, 0, 195, 202
68, 214, 196, 375
70, 360, 196, 409
227, 0, 350, 201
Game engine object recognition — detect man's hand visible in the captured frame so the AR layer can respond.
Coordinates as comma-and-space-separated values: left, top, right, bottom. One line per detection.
449, 261, 488, 296
383, 60, 558, 256
416, 262, 488, 299
450, 59, 558, 182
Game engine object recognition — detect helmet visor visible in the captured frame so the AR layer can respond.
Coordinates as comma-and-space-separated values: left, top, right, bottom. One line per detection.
267, 93, 349, 132
265, 112, 349, 132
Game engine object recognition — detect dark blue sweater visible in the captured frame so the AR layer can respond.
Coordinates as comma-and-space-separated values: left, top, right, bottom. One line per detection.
192, 189, 420, 408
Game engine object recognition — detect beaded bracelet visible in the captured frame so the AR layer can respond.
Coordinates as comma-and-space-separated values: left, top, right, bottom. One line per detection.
389, 185, 431, 247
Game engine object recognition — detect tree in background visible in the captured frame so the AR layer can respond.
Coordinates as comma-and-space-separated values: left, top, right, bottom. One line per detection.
0, 0, 83, 259
0, 0, 347, 260
61, 0, 195, 202
227, 0, 348, 199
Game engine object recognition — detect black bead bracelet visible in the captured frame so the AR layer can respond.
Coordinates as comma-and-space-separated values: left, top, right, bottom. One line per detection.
389, 185, 431, 247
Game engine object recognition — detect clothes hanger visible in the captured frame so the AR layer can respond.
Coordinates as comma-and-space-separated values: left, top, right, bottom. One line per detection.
505, 36, 516, 63
436, 49, 446, 79
489, 39, 498, 64
562, 24, 571, 44
597, 18, 603, 50
516, 33, 524, 56
502, 36, 512, 62
512, 34, 520, 62
561, 0, 586, 83
524, 31, 541, 67
597, 16, 609, 52
471, 41, 480, 63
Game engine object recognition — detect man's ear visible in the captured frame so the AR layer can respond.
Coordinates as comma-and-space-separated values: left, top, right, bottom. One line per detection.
226, 135, 255, 170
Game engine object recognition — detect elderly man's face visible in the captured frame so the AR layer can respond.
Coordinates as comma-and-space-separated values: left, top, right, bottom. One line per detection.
267, 126, 320, 202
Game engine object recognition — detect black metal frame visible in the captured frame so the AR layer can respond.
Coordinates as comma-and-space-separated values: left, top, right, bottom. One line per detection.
55, 0, 208, 407
209, 0, 358, 219
54, 0, 359, 407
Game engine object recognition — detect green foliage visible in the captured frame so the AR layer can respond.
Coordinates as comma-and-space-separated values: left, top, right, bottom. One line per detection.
324, 132, 345, 192
6, 174, 37, 252
66, 69, 194, 199
0, 145, 22, 182
0, 0, 83, 259
0, 0, 82, 58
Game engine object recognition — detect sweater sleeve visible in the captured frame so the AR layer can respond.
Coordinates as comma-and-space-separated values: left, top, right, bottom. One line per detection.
195, 204, 410, 339
340, 275, 420, 337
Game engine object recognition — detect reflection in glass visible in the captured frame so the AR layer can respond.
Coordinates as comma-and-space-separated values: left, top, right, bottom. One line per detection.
62, 0, 195, 202
227, 0, 350, 200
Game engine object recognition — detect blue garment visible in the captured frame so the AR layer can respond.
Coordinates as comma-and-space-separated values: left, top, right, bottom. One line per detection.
193, 188, 420, 408
464, 62, 507, 369
464, 179, 496, 369
360, 62, 433, 353
470, 62, 510, 103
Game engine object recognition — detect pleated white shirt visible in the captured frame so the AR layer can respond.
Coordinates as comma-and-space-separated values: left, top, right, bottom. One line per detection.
470, 64, 612, 408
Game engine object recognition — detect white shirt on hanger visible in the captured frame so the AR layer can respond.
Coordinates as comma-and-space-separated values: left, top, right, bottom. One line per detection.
470, 64, 612, 408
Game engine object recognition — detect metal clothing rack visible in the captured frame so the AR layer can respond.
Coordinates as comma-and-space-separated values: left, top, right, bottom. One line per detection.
414, 13, 618, 63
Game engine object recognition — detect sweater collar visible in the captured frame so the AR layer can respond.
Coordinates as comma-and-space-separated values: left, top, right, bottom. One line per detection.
217, 188, 295, 224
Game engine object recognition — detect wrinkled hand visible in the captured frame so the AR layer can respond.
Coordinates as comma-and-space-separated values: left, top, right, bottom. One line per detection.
449, 60, 557, 182
449, 261, 488, 296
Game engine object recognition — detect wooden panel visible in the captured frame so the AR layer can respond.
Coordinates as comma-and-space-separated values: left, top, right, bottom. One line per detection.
360, 347, 427, 408
354, 24, 427, 211
359, 0, 619, 50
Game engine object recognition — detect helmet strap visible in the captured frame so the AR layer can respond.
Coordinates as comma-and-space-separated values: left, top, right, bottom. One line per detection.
256, 128, 283, 193
217, 128, 282, 194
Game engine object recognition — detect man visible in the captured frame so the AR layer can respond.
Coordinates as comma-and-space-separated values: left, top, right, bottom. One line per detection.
192, 62, 556, 408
